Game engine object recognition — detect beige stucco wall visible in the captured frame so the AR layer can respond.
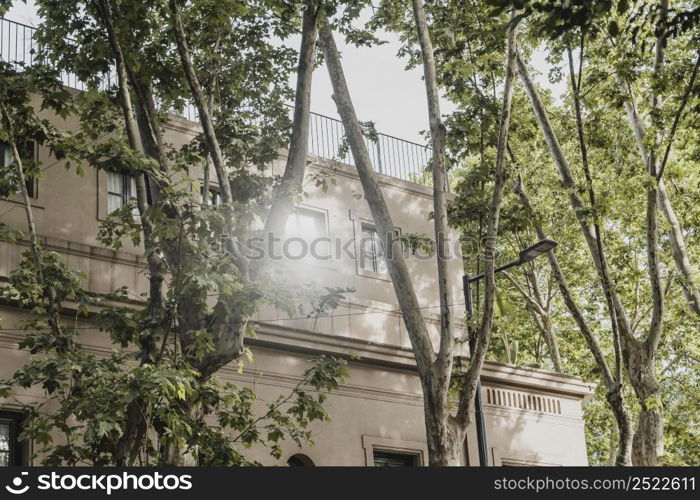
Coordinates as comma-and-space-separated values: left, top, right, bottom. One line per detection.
0, 105, 594, 466
0, 304, 592, 466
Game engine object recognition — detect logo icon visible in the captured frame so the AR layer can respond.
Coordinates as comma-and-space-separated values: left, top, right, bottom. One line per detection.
5, 472, 30, 495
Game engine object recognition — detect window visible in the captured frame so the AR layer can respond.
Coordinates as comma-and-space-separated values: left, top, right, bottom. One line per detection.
107, 171, 137, 214
360, 224, 390, 275
0, 412, 25, 466
287, 454, 315, 467
200, 186, 221, 206
285, 208, 326, 241
207, 190, 221, 206
373, 450, 419, 467
284, 208, 329, 262
1, 141, 37, 198
0, 142, 10, 167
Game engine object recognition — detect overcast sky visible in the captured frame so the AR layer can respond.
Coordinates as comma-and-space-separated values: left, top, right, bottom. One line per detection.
6, 1, 562, 145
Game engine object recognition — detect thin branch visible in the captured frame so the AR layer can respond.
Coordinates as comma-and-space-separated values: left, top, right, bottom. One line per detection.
656, 50, 700, 181
456, 8, 519, 428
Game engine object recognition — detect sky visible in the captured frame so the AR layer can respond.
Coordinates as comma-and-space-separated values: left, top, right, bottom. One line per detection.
5, 1, 562, 145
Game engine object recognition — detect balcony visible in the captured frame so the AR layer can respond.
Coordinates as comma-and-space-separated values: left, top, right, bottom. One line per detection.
0, 17, 433, 187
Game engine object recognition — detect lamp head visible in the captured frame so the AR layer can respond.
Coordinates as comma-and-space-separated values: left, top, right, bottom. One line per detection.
519, 239, 558, 263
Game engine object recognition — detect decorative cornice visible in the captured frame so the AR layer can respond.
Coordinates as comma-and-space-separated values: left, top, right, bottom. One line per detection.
2, 236, 145, 269
249, 322, 595, 401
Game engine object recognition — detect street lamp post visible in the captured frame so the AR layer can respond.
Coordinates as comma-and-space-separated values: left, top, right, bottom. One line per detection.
463, 239, 558, 466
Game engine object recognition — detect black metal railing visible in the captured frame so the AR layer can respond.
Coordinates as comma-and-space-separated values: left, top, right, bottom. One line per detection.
0, 17, 434, 186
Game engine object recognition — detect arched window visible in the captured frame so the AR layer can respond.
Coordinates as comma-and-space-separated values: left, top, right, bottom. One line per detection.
287, 454, 315, 467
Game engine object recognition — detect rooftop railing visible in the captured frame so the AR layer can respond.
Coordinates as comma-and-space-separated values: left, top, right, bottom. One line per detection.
0, 17, 434, 186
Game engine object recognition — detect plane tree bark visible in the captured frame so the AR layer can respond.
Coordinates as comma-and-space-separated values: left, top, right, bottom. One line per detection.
84, 0, 326, 465
412, 0, 458, 464
517, 41, 664, 465
617, 52, 700, 318
512, 177, 633, 466
318, 4, 519, 464
264, 0, 320, 237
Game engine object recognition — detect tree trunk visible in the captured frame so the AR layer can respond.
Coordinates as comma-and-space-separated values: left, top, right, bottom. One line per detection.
566, 44, 625, 384
411, 0, 455, 403
628, 1, 667, 465
606, 388, 634, 466
169, 0, 230, 204
425, 415, 464, 466
627, 343, 663, 465
0, 108, 63, 339
317, 19, 435, 379
502, 270, 562, 372
513, 179, 633, 466
539, 314, 562, 373
95, 1, 171, 464
519, 48, 654, 459
264, 0, 319, 236
455, 8, 519, 431
169, 0, 248, 278
607, 414, 619, 466
618, 79, 700, 318
318, 19, 455, 463
517, 51, 643, 376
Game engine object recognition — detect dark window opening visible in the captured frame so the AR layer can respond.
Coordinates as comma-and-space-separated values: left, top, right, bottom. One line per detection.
373, 450, 419, 467
287, 454, 315, 467
144, 174, 153, 205
200, 185, 221, 206
0, 411, 26, 466
25, 176, 36, 198
1, 141, 38, 199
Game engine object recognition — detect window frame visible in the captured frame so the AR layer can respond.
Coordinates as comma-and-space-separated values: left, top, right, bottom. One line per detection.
372, 449, 420, 467
362, 435, 426, 466
490, 446, 560, 467
360, 223, 388, 275
0, 411, 26, 467
107, 171, 135, 214
283, 205, 331, 266
104, 171, 141, 221
354, 219, 401, 281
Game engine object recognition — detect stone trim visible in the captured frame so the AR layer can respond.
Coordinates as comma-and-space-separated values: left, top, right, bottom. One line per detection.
491, 446, 563, 467
361, 435, 427, 466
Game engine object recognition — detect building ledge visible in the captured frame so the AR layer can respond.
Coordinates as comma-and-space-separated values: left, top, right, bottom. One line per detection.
252, 321, 596, 402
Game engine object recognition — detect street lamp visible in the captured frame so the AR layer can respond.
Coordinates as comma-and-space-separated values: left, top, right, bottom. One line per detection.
462, 238, 558, 466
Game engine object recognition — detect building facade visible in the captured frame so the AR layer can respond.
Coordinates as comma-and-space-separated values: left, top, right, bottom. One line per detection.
0, 17, 593, 467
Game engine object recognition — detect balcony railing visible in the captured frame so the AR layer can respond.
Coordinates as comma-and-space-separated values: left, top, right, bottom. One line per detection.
0, 17, 433, 186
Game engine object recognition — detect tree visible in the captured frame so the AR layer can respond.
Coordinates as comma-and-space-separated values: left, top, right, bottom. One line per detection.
421, 0, 699, 465
317, 0, 521, 464
476, 0, 700, 465
0, 0, 347, 465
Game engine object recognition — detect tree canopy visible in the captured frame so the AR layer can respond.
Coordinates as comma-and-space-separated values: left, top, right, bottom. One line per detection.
0, 0, 698, 466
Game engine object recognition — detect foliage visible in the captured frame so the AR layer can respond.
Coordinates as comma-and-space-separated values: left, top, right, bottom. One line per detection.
433, 0, 700, 464
0, 0, 352, 466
